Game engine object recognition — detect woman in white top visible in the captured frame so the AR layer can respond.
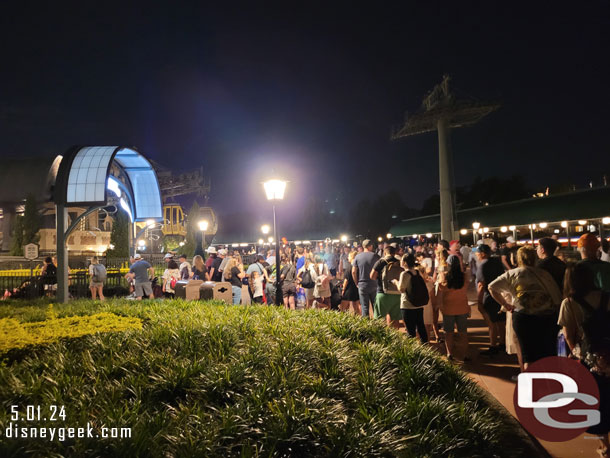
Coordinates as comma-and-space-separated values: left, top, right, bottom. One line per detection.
162, 260, 181, 298
489, 246, 561, 369
312, 255, 331, 309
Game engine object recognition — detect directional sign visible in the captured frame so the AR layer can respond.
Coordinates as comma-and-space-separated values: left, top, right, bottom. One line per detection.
24, 243, 39, 261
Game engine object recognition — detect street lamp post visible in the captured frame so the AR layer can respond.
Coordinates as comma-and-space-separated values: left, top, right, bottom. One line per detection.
472, 222, 480, 244
198, 220, 209, 258
263, 179, 287, 306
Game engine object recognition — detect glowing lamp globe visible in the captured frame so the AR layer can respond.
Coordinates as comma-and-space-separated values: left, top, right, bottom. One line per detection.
198, 220, 209, 231
263, 179, 287, 201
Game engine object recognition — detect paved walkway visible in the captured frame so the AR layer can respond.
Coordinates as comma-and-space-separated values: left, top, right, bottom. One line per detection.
432, 289, 600, 458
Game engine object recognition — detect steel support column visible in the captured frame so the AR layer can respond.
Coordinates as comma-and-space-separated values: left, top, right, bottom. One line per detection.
437, 117, 458, 241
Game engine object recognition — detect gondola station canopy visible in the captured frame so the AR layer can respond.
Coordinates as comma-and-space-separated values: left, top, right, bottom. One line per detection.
389, 186, 610, 239
54, 146, 163, 302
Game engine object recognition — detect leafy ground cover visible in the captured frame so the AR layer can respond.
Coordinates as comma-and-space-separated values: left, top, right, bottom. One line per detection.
0, 299, 539, 457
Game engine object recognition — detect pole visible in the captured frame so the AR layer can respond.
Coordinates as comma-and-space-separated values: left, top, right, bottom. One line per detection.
202, 229, 206, 259
273, 203, 281, 306
530, 226, 534, 244
437, 117, 458, 241
56, 204, 69, 303
566, 223, 571, 250
129, 222, 136, 257
472, 230, 476, 245
513, 228, 517, 243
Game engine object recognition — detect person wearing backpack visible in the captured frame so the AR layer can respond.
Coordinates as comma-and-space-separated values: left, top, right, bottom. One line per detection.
371, 245, 403, 328
162, 260, 180, 298
395, 254, 428, 343
297, 256, 316, 309
439, 255, 471, 362
89, 256, 106, 301
559, 262, 610, 457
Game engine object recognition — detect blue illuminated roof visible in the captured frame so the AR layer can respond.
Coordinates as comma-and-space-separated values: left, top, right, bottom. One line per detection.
61, 146, 162, 222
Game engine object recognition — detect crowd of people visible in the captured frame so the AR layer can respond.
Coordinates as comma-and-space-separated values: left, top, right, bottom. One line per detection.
5, 231, 608, 453
159, 232, 609, 454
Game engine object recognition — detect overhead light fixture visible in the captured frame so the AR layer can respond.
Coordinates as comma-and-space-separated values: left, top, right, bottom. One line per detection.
412, 234, 418, 238
578, 220, 587, 226
460, 229, 468, 235
386, 233, 392, 239
561, 221, 568, 228
425, 233, 432, 238
472, 222, 480, 230
483, 227, 489, 233
258, 238, 264, 245
539, 222, 548, 229
377, 237, 383, 242
500, 226, 508, 232
509, 225, 516, 231
340, 235, 348, 242
603, 217, 610, 225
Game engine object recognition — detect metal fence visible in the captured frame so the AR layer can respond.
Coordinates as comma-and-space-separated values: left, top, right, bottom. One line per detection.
0, 269, 132, 300
0, 254, 251, 300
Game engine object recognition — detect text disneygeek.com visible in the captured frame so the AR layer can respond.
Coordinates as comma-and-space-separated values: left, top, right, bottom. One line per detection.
4, 423, 132, 441
4, 405, 130, 441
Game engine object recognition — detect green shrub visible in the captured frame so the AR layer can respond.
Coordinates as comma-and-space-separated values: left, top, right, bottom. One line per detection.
0, 299, 534, 457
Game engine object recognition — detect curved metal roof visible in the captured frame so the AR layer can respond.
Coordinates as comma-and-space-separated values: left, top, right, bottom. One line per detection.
55, 146, 163, 222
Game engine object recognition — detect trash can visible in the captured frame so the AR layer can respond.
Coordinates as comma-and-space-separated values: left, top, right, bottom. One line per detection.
212, 281, 232, 303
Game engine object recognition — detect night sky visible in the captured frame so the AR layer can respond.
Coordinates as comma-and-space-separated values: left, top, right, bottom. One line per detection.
1, 2, 609, 223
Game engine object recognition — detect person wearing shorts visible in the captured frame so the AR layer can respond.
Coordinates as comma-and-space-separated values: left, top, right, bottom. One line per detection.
280, 258, 297, 310
88, 256, 105, 301
371, 246, 401, 328
126, 254, 155, 300
476, 244, 506, 356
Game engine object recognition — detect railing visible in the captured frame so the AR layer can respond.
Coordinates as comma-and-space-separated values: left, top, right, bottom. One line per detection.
0, 269, 132, 300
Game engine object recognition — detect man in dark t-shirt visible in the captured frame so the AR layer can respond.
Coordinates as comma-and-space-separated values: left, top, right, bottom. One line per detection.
476, 244, 506, 355
210, 255, 223, 282
537, 237, 566, 291
501, 237, 518, 271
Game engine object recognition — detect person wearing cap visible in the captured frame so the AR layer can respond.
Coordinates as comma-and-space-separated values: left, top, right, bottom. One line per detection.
218, 248, 230, 276
476, 243, 506, 356
164, 252, 174, 264
578, 233, 610, 292
125, 254, 155, 300
501, 237, 518, 271
205, 246, 217, 269
352, 239, 380, 318
537, 237, 566, 290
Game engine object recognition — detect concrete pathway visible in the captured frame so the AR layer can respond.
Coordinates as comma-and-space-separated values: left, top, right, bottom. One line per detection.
436, 293, 601, 458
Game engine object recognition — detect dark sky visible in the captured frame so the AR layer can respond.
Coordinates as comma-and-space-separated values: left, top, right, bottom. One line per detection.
1, 1, 609, 220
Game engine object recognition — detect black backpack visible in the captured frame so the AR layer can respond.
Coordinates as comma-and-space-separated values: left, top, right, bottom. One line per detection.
577, 292, 610, 368
301, 268, 315, 289
406, 271, 430, 307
